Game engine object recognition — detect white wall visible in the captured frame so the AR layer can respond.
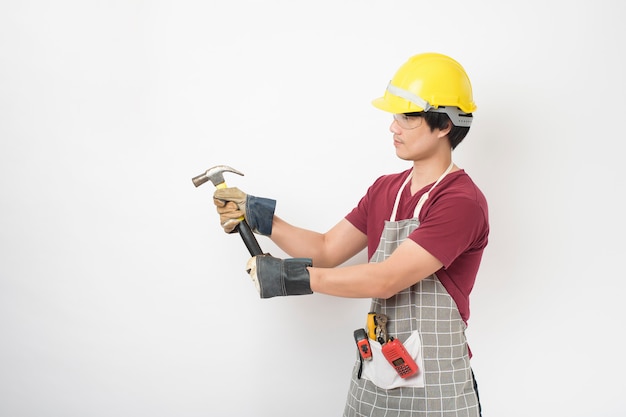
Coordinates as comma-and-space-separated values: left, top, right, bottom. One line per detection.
1, 1, 624, 416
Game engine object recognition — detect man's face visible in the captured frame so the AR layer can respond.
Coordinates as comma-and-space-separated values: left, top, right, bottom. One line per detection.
390, 115, 447, 161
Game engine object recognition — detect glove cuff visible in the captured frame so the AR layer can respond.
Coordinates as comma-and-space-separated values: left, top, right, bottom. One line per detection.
282, 258, 313, 296
256, 256, 313, 298
246, 195, 276, 236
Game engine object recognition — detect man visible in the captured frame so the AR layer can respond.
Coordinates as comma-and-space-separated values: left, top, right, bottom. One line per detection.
214, 52, 488, 417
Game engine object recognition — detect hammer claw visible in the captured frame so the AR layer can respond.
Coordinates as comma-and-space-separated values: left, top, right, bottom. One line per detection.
192, 164, 264, 257
192, 165, 244, 188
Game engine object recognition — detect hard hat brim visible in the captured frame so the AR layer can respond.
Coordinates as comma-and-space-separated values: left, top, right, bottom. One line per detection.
371, 95, 426, 114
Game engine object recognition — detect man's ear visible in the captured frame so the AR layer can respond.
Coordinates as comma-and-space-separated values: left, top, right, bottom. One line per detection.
437, 121, 452, 138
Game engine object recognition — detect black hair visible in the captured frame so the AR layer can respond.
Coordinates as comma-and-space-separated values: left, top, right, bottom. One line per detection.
405, 111, 471, 150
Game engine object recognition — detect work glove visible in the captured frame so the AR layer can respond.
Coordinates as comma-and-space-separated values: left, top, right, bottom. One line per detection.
246, 255, 313, 298
213, 187, 276, 236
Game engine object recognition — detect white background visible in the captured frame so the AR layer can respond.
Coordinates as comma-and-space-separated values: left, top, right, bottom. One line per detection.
1, 1, 625, 416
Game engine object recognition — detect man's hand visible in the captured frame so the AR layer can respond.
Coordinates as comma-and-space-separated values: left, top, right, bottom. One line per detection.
213, 188, 246, 233
246, 255, 313, 298
213, 187, 276, 236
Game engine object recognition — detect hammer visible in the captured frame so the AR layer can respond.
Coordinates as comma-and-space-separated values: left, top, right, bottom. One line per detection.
192, 165, 264, 256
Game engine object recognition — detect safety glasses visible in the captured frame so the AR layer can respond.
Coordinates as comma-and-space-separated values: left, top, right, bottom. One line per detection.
392, 113, 424, 130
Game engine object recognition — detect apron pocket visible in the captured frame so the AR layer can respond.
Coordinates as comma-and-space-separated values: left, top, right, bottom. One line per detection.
361, 330, 425, 389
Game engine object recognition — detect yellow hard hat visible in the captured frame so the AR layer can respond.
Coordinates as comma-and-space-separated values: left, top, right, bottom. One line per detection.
372, 53, 477, 127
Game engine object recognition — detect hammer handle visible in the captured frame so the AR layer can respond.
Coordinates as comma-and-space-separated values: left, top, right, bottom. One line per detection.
235, 220, 264, 256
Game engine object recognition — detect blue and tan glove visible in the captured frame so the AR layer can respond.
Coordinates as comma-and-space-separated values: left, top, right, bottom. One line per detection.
213, 187, 276, 236
246, 255, 313, 298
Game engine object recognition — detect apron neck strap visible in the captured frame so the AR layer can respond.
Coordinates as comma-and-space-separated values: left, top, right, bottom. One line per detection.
390, 160, 454, 222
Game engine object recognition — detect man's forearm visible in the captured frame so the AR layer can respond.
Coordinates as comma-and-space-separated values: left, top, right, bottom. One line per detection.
270, 216, 367, 268
270, 215, 329, 263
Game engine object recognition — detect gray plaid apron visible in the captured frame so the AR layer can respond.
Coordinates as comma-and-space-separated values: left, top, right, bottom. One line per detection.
344, 164, 480, 417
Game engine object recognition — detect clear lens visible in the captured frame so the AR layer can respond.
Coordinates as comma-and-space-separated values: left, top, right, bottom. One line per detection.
393, 114, 423, 129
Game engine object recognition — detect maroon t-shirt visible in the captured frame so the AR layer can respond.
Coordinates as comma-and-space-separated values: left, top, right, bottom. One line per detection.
345, 168, 489, 323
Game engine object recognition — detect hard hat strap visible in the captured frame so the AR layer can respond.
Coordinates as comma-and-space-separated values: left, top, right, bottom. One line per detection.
386, 83, 473, 128
386, 83, 433, 112
429, 106, 473, 128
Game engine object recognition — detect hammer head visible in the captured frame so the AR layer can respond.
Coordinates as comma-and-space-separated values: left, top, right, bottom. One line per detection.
192, 165, 244, 188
